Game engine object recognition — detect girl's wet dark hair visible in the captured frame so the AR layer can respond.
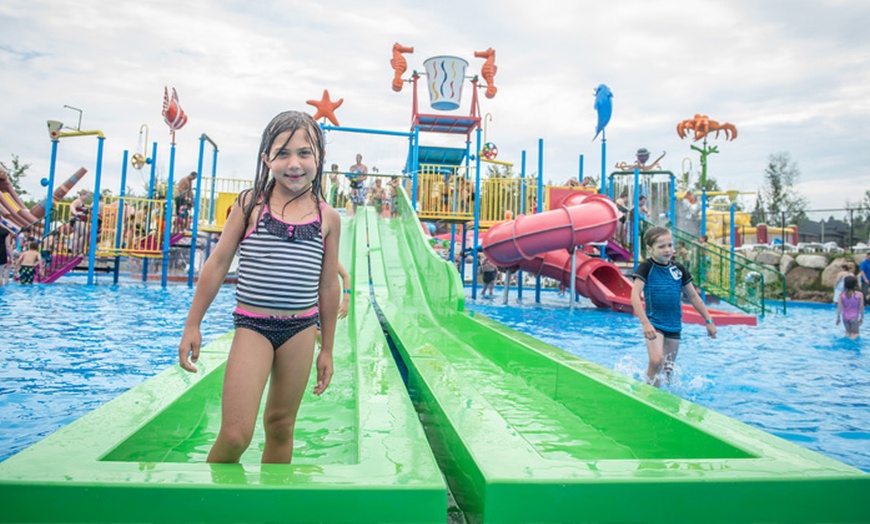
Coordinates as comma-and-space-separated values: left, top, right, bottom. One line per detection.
843, 275, 858, 292
240, 110, 324, 225
643, 225, 671, 247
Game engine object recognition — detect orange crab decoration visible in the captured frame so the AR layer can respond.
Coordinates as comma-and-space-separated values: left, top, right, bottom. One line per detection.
676, 114, 737, 141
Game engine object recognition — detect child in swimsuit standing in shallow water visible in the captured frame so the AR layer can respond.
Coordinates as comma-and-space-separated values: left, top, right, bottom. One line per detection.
178, 110, 341, 464
836, 275, 864, 340
630, 226, 717, 387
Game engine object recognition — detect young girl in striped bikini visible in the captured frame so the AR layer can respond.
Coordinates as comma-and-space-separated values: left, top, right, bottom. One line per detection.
178, 110, 341, 464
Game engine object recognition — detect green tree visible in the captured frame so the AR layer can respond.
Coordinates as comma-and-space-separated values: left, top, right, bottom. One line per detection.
0, 154, 32, 198
847, 189, 870, 245
750, 193, 766, 226
753, 152, 808, 226
692, 174, 721, 193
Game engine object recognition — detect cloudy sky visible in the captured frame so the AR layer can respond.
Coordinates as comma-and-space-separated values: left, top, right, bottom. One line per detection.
2, 0, 868, 215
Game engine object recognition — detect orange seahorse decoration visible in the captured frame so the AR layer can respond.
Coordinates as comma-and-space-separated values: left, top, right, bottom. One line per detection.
474, 48, 498, 99
390, 42, 414, 92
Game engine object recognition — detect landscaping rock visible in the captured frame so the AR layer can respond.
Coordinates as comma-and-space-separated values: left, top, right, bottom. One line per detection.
786, 266, 821, 291
756, 251, 782, 266
780, 254, 794, 275
821, 258, 854, 287
795, 254, 828, 270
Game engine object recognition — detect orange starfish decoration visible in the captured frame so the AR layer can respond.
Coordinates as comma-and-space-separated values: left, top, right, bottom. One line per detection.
306, 89, 343, 126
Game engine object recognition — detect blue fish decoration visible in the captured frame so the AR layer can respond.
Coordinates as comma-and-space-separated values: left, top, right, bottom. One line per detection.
593, 84, 613, 141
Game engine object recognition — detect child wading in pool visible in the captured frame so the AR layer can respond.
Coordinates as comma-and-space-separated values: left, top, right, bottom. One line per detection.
178, 110, 340, 464
14, 241, 44, 284
836, 275, 864, 340
630, 226, 717, 386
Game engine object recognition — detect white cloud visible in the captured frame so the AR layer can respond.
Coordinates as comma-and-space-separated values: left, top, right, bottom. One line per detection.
1, 0, 869, 210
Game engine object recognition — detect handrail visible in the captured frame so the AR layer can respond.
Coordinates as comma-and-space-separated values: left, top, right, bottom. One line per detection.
663, 222, 787, 315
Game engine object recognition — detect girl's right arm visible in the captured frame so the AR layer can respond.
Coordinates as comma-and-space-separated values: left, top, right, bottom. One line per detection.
178, 199, 247, 372
630, 278, 656, 340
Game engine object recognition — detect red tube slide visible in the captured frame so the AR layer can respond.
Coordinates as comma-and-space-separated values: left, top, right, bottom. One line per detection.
481, 193, 756, 326
482, 193, 618, 266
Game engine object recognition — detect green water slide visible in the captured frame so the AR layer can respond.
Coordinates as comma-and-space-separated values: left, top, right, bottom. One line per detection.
0, 218, 446, 524
366, 195, 869, 523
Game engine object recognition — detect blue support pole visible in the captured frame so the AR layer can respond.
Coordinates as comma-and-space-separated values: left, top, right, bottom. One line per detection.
578, 154, 584, 181
86, 136, 106, 285
471, 127, 482, 300
142, 142, 157, 282
632, 166, 640, 272
536, 138, 544, 303
44, 140, 60, 238
599, 130, 607, 195
161, 143, 176, 288
669, 173, 677, 228
701, 189, 708, 240
188, 137, 206, 287
411, 126, 420, 212
113, 150, 129, 285
208, 145, 218, 224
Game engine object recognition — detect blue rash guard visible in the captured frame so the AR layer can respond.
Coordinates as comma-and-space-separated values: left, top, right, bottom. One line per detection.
631, 258, 692, 333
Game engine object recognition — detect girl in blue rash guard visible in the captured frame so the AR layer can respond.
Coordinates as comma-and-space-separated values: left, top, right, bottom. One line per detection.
630, 226, 716, 387
178, 110, 341, 464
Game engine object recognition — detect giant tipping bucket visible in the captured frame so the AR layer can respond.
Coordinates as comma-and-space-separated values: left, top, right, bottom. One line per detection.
423, 55, 468, 110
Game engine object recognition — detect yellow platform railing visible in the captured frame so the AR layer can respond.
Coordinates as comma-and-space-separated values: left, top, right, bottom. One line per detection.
96, 195, 170, 258
194, 177, 254, 233
416, 164, 475, 223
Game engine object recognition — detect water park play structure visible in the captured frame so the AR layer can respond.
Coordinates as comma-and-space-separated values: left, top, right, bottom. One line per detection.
2, 45, 866, 522
1, 90, 254, 287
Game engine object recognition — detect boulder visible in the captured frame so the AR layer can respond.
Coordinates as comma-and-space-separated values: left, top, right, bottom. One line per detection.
756, 251, 782, 266
786, 266, 820, 291
780, 254, 794, 275
758, 265, 783, 286
855, 253, 870, 268
795, 254, 828, 270
821, 258, 854, 287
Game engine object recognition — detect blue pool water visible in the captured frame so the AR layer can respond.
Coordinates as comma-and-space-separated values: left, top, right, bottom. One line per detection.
3, 280, 869, 476
466, 288, 870, 473
0, 279, 236, 462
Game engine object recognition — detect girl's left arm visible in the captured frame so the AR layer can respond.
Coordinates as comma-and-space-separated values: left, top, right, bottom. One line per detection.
314, 206, 341, 395
684, 284, 717, 339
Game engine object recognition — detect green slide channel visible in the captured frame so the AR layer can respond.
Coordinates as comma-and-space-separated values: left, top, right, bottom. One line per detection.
363, 193, 869, 524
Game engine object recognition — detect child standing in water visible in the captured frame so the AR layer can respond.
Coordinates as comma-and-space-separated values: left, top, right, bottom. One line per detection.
178, 110, 340, 464
14, 241, 44, 284
630, 226, 717, 386
836, 275, 864, 340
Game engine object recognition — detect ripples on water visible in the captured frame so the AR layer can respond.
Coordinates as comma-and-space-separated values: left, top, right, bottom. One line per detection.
468, 290, 870, 473
0, 279, 235, 461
